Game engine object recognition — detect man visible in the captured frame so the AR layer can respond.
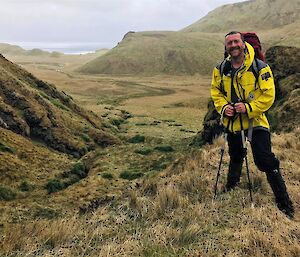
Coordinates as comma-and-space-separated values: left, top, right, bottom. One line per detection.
211, 31, 294, 218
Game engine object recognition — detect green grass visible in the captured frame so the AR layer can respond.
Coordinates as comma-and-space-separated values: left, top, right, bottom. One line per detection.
19, 181, 35, 192
0, 142, 14, 154
45, 179, 65, 194
120, 169, 144, 180
0, 186, 16, 201
100, 172, 114, 180
154, 145, 174, 152
127, 134, 145, 143
134, 148, 153, 155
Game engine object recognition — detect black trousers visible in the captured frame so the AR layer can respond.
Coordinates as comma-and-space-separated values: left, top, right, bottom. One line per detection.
228, 129, 279, 173
226, 129, 294, 216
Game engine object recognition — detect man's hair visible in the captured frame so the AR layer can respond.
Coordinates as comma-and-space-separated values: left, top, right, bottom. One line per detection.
225, 31, 244, 42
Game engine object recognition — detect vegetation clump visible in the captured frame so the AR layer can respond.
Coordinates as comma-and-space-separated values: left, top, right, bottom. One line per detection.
33, 207, 59, 219
120, 169, 144, 180
127, 134, 145, 143
0, 186, 16, 201
134, 147, 153, 155
19, 181, 35, 192
45, 179, 65, 194
0, 142, 14, 154
100, 172, 114, 180
154, 145, 174, 152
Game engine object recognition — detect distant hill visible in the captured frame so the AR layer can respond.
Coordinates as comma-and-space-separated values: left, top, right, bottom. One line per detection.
183, 0, 300, 33
78, 0, 300, 75
0, 43, 62, 57
78, 31, 224, 75
0, 54, 118, 157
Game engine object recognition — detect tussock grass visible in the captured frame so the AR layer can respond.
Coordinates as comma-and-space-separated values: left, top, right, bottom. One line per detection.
2, 131, 298, 256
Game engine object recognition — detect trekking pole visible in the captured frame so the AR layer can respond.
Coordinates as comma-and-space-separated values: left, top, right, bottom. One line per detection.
213, 118, 230, 199
239, 113, 253, 203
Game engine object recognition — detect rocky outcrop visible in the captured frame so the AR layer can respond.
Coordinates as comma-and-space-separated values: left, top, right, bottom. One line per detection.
193, 45, 300, 146
0, 54, 119, 157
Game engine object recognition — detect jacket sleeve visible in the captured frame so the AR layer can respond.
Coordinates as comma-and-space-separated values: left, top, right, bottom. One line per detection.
211, 67, 229, 116
245, 65, 275, 119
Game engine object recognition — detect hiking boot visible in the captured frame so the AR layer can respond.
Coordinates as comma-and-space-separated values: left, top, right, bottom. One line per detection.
225, 160, 243, 191
266, 169, 295, 219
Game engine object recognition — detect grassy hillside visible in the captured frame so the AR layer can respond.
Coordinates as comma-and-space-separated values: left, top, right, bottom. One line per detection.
0, 43, 60, 57
78, 0, 299, 76
0, 54, 118, 157
183, 0, 300, 33
1, 129, 299, 256
78, 31, 224, 75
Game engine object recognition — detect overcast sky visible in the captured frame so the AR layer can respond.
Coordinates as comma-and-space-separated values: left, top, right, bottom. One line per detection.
0, 0, 247, 49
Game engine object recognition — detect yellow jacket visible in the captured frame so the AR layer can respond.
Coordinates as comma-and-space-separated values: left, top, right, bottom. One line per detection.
211, 42, 275, 133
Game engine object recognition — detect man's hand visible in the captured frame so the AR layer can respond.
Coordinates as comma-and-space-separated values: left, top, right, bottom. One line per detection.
234, 102, 246, 114
224, 105, 235, 117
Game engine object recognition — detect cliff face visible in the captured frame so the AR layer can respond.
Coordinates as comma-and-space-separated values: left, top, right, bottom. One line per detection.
0, 54, 118, 157
193, 46, 300, 146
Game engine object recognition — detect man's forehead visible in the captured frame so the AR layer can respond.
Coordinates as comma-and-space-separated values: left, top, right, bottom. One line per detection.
225, 33, 242, 41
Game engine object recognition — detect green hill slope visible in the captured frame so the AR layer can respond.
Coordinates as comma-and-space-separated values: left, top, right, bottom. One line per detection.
0, 54, 118, 157
183, 0, 300, 33
78, 0, 300, 76
78, 31, 224, 75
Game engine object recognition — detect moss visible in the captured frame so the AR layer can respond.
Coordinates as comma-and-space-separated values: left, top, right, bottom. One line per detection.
100, 172, 114, 180
134, 148, 153, 155
154, 145, 174, 152
120, 169, 144, 180
45, 179, 65, 194
0, 186, 17, 201
127, 134, 145, 143
70, 162, 87, 179
19, 181, 35, 192
49, 98, 69, 111
0, 142, 15, 154
33, 207, 59, 219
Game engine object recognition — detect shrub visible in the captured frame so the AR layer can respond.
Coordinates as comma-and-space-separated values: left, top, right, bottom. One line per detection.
0, 186, 16, 201
81, 133, 91, 142
46, 179, 65, 194
127, 135, 145, 143
120, 169, 144, 180
19, 181, 34, 192
70, 162, 87, 178
134, 148, 153, 155
0, 142, 14, 154
49, 98, 69, 110
101, 172, 114, 180
154, 145, 174, 152
33, 207, 59, 219
110, 118, 124, 127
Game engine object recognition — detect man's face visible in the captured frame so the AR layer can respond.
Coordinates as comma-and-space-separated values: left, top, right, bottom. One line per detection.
225, 33, 245, 59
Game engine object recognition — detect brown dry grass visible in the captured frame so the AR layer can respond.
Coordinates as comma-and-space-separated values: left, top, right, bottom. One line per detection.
1, 129, 299, 257
1, 53, 299, 257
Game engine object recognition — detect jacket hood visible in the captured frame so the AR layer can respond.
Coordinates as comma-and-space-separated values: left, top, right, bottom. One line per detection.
244, 42, 255, 70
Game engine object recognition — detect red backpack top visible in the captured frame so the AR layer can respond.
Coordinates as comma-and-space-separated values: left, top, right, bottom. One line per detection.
241, 32, 265, 62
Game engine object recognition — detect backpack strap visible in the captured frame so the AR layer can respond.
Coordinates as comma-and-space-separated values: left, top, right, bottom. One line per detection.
249, 58, 268, 89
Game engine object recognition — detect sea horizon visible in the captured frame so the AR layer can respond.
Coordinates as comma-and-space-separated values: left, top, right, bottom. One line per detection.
0, 41, 113, 54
